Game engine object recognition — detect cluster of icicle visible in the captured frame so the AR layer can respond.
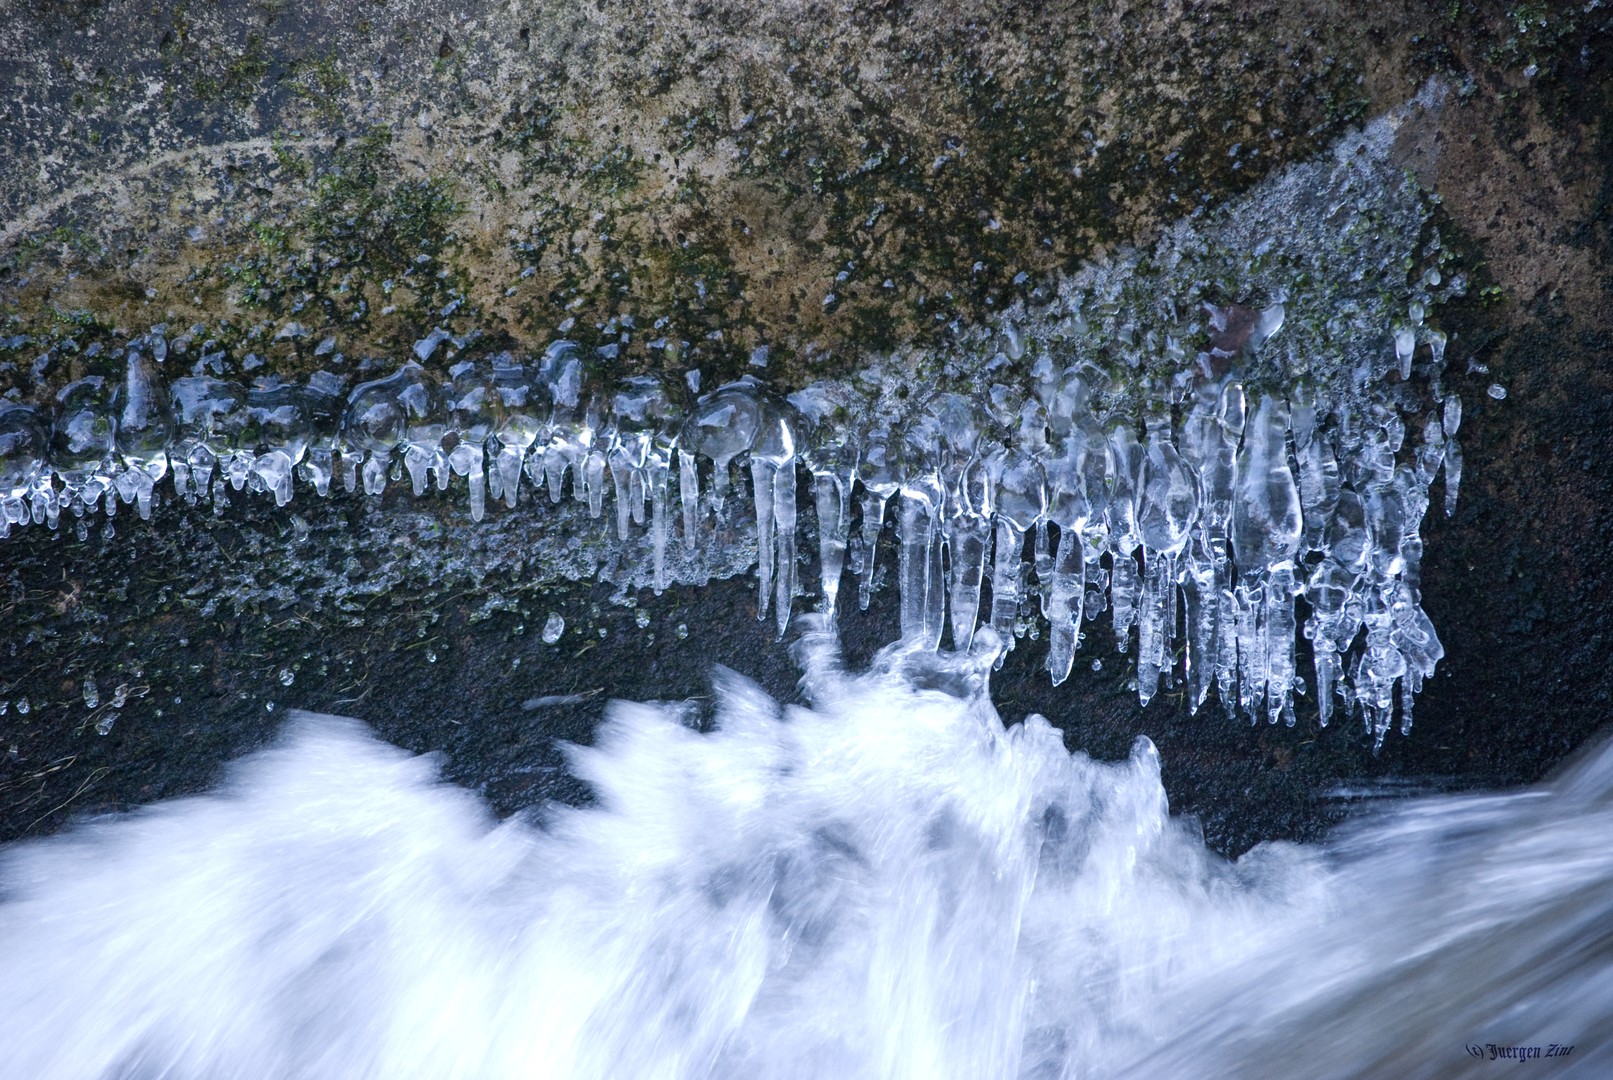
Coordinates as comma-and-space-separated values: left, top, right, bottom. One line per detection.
0, 326, 1454, 743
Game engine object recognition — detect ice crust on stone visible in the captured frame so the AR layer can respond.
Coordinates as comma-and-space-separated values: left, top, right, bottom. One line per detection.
0, 91, 1468, 740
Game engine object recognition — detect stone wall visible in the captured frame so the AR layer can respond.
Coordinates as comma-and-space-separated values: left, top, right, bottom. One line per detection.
2, 0, 1610, 855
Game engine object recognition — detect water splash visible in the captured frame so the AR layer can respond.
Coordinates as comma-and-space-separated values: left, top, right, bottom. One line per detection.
0, 624, 1607, 1078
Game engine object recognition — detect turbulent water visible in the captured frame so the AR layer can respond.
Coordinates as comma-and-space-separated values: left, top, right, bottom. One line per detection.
1, 624, 1607, 1079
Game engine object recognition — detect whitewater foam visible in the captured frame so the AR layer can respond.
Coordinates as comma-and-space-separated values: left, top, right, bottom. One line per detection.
0, 626, 1607, 1078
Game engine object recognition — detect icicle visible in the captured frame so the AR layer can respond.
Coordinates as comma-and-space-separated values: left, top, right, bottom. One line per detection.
1136, 553, 1173, 704
1442, 435, 1462, 516
1033, 522, 1053, 595
1358, 604, 1406, 751
535, 341, 594, 506
608, 379, 663, 541
751, 457, 777, 622
612, 376, 683, 585
948, 510, 990, 651
896, 491, 935, 644
1044, 528, 1084, 685
1265, 563, 1298, 725
362, 454, 387, 496
890, 418, 947, 648
0, 406, 49, 534
1, 265, 1464, 734
1038, 415, 1090, 680
1231, 396, 1302, 571
989, 517, 1025, 645
683, 380, 763, 530
990, 449, 1045, 657
1105, 423, 1144, 649
812, 473, 850, 617
134, 474, 156, 520
789, 383, 861, 622
930, 393, 993, 648
544, 446, 567, 503
1394, 324, 1416, 380
1084, 537, 1109, 621
390, 365, 445, 501
678, 447, 700, 551
1305, 558, 1356, 726
650, 459, 672, 593
772, 453, 797, 638
442, 364, 493, 521
578, 390, 611, 519
341, 366, 420, 498
1298, 436, 1341, 552
945, 455, 994, 650
857, 487, 891, 611
113, 350, 173, 519
1134, 414, 1198, 701
745, 393, 803, 635
404, 447, 431, 496
1181, 537, 1217, 712
49, 377, 116, 517
856, 429, 899, 611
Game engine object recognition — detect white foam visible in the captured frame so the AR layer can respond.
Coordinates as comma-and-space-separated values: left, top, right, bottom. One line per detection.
0, 626, 1607, 1078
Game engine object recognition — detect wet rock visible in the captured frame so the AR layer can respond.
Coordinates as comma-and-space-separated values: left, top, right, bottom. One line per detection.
1, 0, 1611, 856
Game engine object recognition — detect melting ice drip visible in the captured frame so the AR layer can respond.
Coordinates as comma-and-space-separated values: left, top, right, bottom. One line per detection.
0, 88, 1465, 744
1, 625, 1609, 1080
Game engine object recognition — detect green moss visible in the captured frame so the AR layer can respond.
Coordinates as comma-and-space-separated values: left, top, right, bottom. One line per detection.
193, 34, 272, 104
4, 0, 1561, 400
286, 54, 348, 123
8, 223, 104, 272
205, 128, 467, 348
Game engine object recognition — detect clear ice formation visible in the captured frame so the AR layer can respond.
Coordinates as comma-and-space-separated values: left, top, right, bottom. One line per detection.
0, 92, 1469, 745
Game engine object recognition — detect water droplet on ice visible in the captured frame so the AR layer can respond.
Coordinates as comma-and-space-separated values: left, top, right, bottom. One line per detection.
1091, 658, 1103, 672
96, 715, 114, 735
1487, 384, 1507, 400
83, 677, 99, 709
542, 613, 565, 644
16, 698, 29, 716
278, 668, 295, 686
676, 623, 689, 640
635, 610, 651, 629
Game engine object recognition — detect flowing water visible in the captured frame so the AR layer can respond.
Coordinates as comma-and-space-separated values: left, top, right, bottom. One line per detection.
0, 621, 1607, 1079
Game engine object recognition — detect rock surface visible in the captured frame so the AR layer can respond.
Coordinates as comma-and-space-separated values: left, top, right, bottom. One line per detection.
2, 0, 1611, 855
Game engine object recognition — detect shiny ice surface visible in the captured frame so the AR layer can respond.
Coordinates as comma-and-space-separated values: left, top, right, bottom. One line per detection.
0, 90, 1472, 735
